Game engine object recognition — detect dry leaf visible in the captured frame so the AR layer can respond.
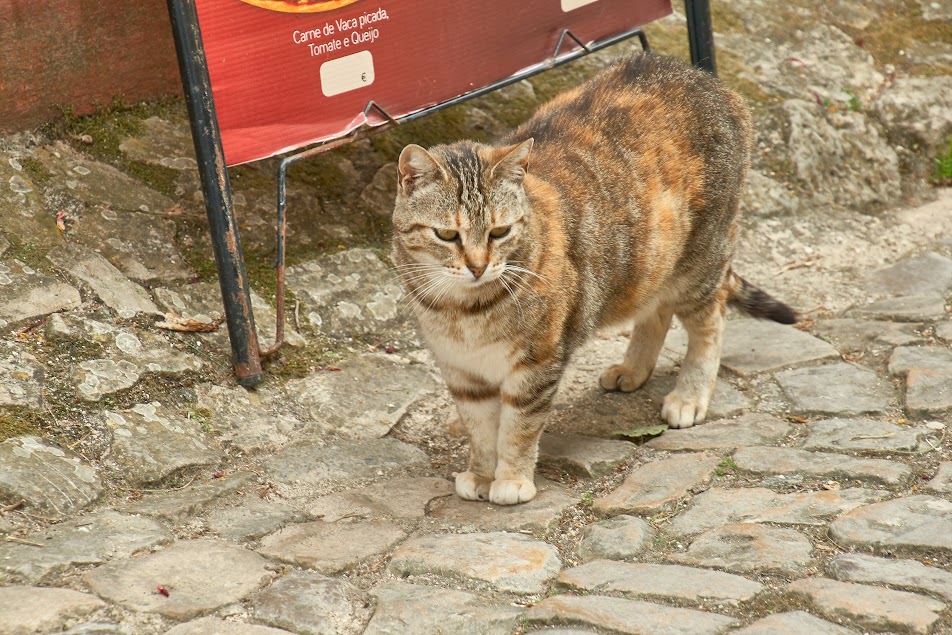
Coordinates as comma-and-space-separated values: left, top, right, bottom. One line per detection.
155, 313, 222, 333
56, 210, 67, 232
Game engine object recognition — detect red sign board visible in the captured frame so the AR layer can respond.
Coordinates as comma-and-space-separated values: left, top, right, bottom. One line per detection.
196, 0, 673, 166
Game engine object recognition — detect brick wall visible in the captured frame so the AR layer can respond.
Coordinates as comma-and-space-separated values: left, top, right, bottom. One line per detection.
0, 0, 182, 131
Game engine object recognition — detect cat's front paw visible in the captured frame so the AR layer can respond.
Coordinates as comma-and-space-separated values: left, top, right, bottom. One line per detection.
661, 391, 709, 428
599, 364, 650, 392
488, 478, 537, 505
455, 471, 493, 501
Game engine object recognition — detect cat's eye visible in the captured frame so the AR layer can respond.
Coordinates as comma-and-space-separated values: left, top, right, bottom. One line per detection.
489, 225, 511, 239
434, 228, 459, 242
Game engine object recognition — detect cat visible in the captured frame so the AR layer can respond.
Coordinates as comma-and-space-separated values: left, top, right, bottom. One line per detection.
391, 53, 796, 505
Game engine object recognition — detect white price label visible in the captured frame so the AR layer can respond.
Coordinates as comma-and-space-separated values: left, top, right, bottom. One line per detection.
320, 50, 375, 97
561, 0, 599, 11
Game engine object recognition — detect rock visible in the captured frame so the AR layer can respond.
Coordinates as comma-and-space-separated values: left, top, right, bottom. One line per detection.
525, 595, 737, 635
365, 581, 523, 635
285, 249, 410, 339
732, 446, 911, 487
0, 341, 45, 411
785, 577, 943, 634
642, 375, 751, 419
668, 487, 888, 536
0, 586, 105, 635
358, 163, 398, 218
388, 532, 561, 595
558, 559, 764, 605
195, 383, 300, 454
781, 99, 900, 210
905, 368, 952, 416
124, 471, 256, 522
829, 553, 952, 602
0, 511, 171, 584
430, 478, 577, 533
0, 436, 101, 515
578, 515, 655, 562
646, 413, 792, 451
918, 0, 952, 20
250, 570, 371, 635
741, 168, 799, 218
936, 321, 952, 342
257, 519, 407, 574
593, 453, 719, 517
871, 77, 952, 154
671, 523, 815, 576
733, 610, 860, 635
720, 319, 838, 375
829, 494, 952, 554
206, 498, 306, 542
47, 244, 161, 317
776, 362, 893, 416
284, 354, 437, 440
0, 259, 80, 329
802, 418, 938, 453
262, 438, 430, 492
868, 252, 952, 299
165, 617, 291, 635
888, 345, 952, 376
813, 318, 922, 352
309, 477, 453, 522
102, 403, 223, 486
83, 539, 273, 620
849, 295, 949, 322
538, 432, 637, 477
925, 461, 952, 493
118, 116, 197, 171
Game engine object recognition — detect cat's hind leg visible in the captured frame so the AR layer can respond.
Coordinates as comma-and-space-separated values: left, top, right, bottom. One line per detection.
664, 294, 727, 428
600, 305, 674, 392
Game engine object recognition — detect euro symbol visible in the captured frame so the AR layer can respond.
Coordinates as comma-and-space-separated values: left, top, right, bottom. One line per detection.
361, 72, 367, 82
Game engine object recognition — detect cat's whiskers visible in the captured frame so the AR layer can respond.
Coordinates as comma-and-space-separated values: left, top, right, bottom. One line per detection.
505, 264, 549, 287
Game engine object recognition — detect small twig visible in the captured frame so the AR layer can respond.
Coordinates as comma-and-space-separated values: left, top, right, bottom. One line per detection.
67, 432, 93, 451
5, 536, 45, 548
1, 500, 25, 513
293, 300, 301, 331
851, 433, 896, 440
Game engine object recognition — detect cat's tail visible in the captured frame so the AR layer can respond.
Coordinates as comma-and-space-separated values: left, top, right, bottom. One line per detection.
725, 270, 798, 325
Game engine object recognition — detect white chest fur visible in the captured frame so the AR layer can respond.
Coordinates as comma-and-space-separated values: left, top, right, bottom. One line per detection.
425, 332, 512, 386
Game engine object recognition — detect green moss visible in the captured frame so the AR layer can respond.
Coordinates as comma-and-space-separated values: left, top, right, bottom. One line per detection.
18, 156, 52, 186
124, 159, 180, 199
934, 136, 952, 186
0, 412, 42, 442
850, 1, 952, 76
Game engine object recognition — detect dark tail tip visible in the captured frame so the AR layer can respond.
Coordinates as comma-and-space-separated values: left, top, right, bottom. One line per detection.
729, 275, 799, 324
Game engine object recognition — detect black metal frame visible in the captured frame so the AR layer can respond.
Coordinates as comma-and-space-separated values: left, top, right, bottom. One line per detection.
166, 0, 716, 384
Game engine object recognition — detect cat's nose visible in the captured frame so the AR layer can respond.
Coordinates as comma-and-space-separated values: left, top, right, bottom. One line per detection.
467, 264, 487, 279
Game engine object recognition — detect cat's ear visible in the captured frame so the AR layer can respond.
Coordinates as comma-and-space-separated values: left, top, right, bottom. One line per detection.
490, 138, 534, 184
398, 144, 445, 194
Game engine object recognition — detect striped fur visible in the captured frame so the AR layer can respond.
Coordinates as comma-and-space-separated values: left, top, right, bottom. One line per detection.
392, 53, 796, 505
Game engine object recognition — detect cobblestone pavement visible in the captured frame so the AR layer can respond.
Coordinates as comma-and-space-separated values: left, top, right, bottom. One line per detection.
3, 2, 952, 633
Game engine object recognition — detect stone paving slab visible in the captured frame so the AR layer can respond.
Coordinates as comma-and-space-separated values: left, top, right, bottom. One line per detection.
0, 341, 44, 411
732, 446, 911, 487
593, 452, 719, 517
557, 559, 764, 605
642, 375, 752, 419
849, 295, 948, 322
206, 498, 307, 542
0, 585, 106, 635
785, 577, 944, 634
577, 515, 654, 562
888, 345, 952, 376
720, 319, 839, 375
829, 494, 952, 554
0, 510, 171, 584
671, 522, 815, 576
733, 610, 859, 635
524, 594, 738, 635
364, 581, 524, 635
866, 251, 952, 297
165, 617, 292, 635
124, 471, 256, 522
538, 432, 637, 477
250, 570, 371, 635
430, 478, 577, 533
195, 384, 301, 454
925, 461, 952, 493
83, 539, 274, 620
102, 403, 222, 486
776, 362, 893, 416
812, 318, 922, 351
829, 553, 952, 602
0, 435, 102, 516
905, 368, 952, 416
646, 413, 793, 451
0, 259, 81, 329
284, 354, 437, 440
257, 519, 407, 574
388, 531, 561, 595
309, 476, 453, 522
668, 487, 889, 535
802, 417, 937, 453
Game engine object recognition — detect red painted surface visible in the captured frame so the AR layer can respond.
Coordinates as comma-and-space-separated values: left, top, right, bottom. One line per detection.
197, 0, 673, 165
0, 0, 182, 131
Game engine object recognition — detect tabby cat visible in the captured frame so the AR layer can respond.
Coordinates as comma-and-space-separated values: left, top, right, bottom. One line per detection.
392, 53, 796, 505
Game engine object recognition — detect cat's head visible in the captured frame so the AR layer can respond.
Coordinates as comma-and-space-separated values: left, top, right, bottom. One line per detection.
391, 139, 534, 298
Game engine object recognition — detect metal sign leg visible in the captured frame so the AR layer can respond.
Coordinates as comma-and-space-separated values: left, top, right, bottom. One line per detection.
685, 0, 717, 75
